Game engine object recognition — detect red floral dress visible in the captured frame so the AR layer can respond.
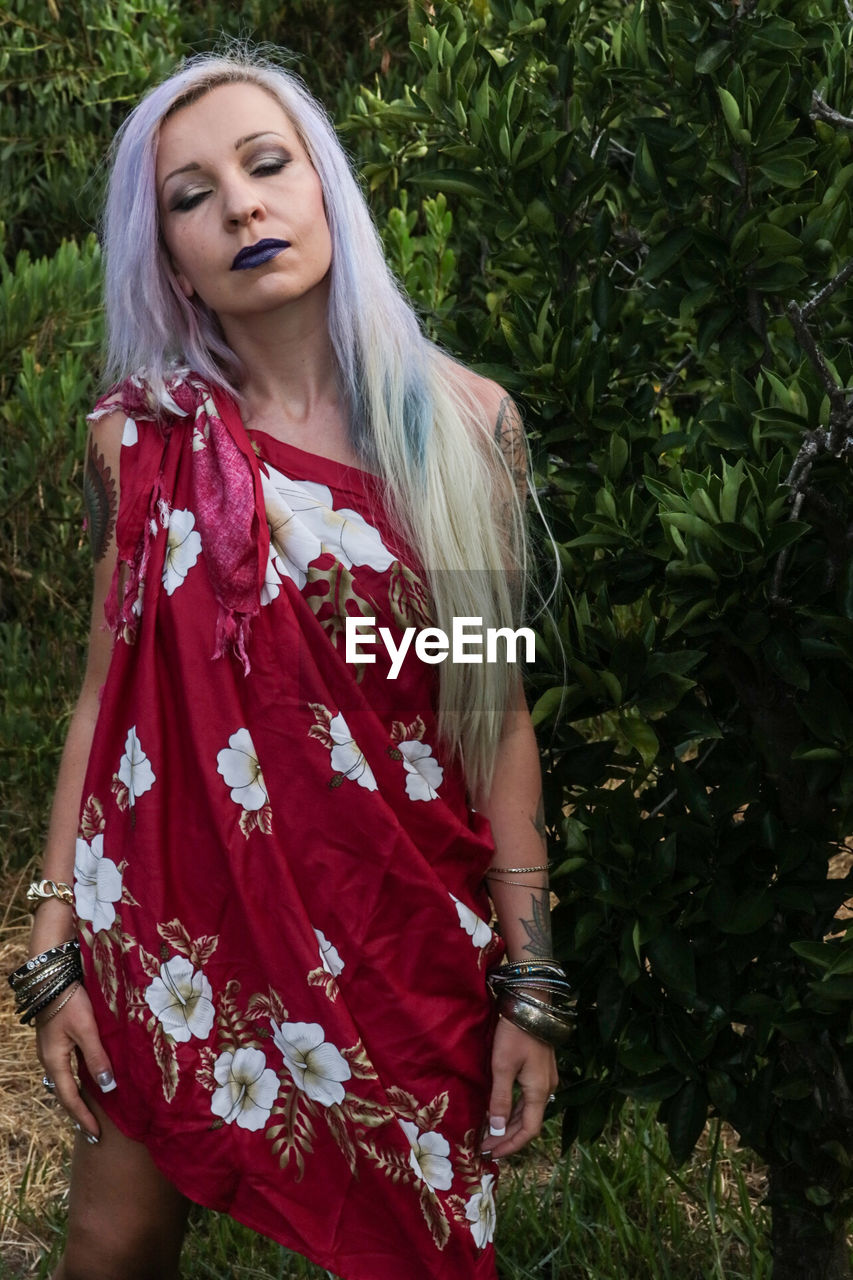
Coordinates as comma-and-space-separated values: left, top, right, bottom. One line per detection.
74, 374, 503, 1279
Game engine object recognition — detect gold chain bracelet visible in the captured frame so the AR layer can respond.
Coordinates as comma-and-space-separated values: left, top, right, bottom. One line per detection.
484, 863, 549, 875
26, 880, 74, 910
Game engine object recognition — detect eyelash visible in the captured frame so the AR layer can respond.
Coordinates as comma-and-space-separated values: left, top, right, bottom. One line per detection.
171, 158, 288, 213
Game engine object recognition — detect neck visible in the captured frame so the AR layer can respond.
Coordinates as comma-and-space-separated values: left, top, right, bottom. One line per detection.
219, 282, 342, 427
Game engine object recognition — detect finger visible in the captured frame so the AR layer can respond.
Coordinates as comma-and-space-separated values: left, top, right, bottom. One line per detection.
76, 1009, 117, 1097
483, 1061, 515, 1150
487, 1094, 547, 1158
40, 1003, 116, 1141
43, 1039, 101, 1140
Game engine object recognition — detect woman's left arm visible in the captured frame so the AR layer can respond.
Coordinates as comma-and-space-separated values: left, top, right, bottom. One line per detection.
475, 682, 561, 1157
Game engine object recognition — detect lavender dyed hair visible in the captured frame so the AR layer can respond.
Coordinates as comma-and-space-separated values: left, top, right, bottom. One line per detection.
102, 49, 430, 463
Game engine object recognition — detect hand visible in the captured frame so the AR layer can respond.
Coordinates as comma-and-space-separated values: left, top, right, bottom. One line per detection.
481, 1016, 558, 1159
35, 984, 116, 1142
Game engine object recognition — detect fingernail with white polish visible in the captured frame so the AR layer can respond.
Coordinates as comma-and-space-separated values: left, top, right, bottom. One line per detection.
489, 1117, 507, 1137
96, 1070, 116, 1093
85, 1133, 99, 1145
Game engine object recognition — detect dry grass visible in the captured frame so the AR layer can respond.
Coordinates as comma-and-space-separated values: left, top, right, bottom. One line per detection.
0, 867, 73, 1279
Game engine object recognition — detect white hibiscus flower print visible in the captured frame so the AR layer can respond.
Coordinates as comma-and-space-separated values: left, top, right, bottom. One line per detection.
121, 416, 138, 447
329, 713, 377, 791
399, 739, 444, 801
217, 729, 268, 811
450, 894, 493, 949
144, 955, 215, 1043
465, 1172, 497, 1247
118, 726, 156, 805
271, 1020, 352, 1107
73, 833, 122, 933
210, 1047, 279, 1131
162, 508, 202, 595
260, 545, 282, 606
259, 465, 394, 591
314, 928, 344, 977
399, 1120, 454, 1193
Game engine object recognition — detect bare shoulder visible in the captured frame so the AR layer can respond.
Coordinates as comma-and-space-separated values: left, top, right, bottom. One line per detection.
447, 361, 527, 500
449, 362, 519, 424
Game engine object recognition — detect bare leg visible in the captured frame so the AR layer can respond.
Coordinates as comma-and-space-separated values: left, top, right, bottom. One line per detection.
52, 1091, 191, 1280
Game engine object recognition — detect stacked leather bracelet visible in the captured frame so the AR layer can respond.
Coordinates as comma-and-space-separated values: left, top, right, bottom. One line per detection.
487, 958, 576, 1046
8, 939, 84, 1025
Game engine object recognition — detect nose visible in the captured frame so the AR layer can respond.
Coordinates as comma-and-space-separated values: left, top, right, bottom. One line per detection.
223, 175, 265, 228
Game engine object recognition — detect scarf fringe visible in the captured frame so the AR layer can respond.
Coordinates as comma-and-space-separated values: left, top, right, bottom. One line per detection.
105, 473, 169, 642
214, 608, 253, 675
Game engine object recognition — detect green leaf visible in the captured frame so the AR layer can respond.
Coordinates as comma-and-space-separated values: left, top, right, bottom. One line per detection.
758, 157, 813, 188
790, 942, 835, 972
717, 87, 743, 133
666, 1080, 708, 1165
763, 631, 809, 690
695, 41, 730, 75
407, 169, 493, 198
530, 686, 564, 727
660, 512, 720, 547
633, 134, 659, 192
620, 713, 659, 768
714, 521, 760, 551
643, 229, 693, 281
646, 929, 697, 995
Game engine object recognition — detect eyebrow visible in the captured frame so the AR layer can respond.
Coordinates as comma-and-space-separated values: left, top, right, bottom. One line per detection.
160, 132, 288, 191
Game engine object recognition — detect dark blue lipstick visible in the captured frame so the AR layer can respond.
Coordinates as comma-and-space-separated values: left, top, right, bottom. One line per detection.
231, 239, 290, 271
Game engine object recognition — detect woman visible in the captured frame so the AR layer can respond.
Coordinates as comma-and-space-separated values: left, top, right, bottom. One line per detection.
17, 50, 569, 1280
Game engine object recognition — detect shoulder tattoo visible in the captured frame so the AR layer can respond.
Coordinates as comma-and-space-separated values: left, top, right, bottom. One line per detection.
493, 395, 527, 504
84, 437, 117, 562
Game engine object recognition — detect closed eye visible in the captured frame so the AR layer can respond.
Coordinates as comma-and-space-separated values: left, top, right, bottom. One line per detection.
251, 158, 288, 177
171, 190, 210, 213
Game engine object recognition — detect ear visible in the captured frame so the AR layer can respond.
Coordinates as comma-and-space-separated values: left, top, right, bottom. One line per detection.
174, 268, 195, 300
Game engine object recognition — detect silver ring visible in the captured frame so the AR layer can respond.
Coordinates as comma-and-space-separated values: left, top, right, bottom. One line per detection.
548, 1092, 556, 1103
42, 1075, 56, 1092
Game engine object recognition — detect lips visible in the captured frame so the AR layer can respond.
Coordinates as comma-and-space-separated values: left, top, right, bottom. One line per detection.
230, 239, 291, 271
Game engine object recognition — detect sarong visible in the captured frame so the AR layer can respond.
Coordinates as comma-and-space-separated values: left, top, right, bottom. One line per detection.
74, 373, 503, 1279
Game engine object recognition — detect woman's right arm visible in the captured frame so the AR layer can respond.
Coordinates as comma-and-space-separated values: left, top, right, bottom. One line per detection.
29, 409, 125, 1140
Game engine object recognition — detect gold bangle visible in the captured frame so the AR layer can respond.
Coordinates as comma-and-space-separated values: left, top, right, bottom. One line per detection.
485, 863, 549, 875
26, 880, 74, 910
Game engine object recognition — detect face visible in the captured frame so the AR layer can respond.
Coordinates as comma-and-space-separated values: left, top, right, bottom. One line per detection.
155, 81, 333, 324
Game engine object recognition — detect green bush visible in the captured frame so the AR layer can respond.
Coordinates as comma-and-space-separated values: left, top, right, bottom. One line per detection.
348, 2, 853, 1275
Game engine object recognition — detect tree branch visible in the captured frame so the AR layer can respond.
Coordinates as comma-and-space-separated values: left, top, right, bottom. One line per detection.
811, 91, 853, 132
652, 351, 694, 411
800, 257, 853, 320
786, 300, 848, 412
770, 281, 853, 601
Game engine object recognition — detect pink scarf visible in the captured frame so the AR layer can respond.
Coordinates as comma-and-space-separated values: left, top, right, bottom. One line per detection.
89, 371, 269, 673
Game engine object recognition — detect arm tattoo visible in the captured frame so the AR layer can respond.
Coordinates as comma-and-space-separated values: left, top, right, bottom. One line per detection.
83, 437, 117, 562
493, 395, 527, 505
530, 793, 547, 853
520, 889, 553, 958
